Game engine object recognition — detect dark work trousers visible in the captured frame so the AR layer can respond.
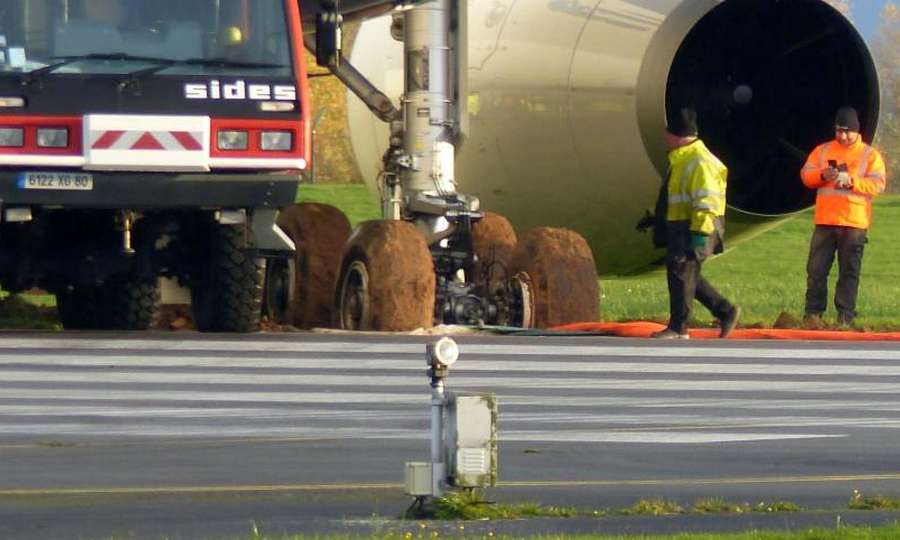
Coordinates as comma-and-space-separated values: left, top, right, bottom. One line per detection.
804, 225, 867, 321
665, 229, 734, 334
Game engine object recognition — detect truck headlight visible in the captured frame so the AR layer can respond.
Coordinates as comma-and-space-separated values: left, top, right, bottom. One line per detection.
37, 128, 68, 148
217, 130, 249, 151
260, 131, 292, 151
0, 127, 24, 147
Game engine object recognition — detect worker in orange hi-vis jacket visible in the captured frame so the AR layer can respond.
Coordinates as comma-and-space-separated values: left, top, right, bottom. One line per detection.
800, 106, 887, 327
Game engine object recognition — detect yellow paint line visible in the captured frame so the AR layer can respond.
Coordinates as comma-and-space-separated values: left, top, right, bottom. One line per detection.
3, 473, 900, 497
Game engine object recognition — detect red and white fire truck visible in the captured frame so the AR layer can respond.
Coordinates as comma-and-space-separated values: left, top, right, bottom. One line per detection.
0, 0, 310, 331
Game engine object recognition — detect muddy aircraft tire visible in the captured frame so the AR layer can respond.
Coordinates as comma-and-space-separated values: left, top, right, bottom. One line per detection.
99, 275, 161, 330
275, 203, 351, 328
510, 227, 599, 328
334, 220, 435, 332
56, 285, 103, 330
471, 211, 518, 294
191, 224, 265, 333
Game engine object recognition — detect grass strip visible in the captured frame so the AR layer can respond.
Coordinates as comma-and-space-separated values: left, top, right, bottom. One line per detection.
849, 490, 900, 510
234, 522, 900, 539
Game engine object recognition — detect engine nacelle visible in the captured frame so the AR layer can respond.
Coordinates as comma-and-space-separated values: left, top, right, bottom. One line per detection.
347, 0, 879, 274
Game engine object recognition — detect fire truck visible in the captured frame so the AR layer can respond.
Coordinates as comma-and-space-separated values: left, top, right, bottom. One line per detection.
0, 0, 309, 331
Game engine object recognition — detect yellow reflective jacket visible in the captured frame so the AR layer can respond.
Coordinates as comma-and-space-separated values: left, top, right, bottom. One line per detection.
666, 139, 728, 235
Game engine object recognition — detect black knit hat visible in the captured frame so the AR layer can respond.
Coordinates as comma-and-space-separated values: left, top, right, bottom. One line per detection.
666, 107, 699, 137
835, 106, 860, 132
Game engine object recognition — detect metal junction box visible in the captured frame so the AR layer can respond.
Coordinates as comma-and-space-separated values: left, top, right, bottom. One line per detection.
444, 394, 498, 488
404, 462, 434, 496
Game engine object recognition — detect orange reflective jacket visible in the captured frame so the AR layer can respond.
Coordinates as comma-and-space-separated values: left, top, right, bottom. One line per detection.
800, 138, 887, 229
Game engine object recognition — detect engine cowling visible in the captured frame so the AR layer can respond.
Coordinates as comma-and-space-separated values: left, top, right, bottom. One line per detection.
347, 0, 879, 274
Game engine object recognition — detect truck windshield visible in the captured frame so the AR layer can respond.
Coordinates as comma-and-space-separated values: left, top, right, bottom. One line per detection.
0, 0, 293, 76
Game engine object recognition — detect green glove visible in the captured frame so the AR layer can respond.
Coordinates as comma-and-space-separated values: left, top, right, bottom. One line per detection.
690, 233, 707, 249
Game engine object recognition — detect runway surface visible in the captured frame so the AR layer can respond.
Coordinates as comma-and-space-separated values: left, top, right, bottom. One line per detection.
1, 332, 899, 538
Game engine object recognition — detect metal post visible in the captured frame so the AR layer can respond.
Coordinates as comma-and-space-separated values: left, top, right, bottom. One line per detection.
430, 377, 445, 496
309, 107, 327, 184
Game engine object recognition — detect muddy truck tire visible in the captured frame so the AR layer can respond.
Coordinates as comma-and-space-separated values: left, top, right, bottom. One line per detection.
56, 285, 103, 330
100, 275, 161, 330
191, 224, 265, 333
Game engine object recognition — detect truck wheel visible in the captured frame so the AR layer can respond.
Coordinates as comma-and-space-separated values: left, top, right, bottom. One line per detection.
276, 203, 351, 328
510, 227, 599, 328
191, 225, 265, 333
100, 275, 161, 330
334, 220, 435, 331
471, 211, 517, 294
262, 256, 295, 326
56, 285, 102, 330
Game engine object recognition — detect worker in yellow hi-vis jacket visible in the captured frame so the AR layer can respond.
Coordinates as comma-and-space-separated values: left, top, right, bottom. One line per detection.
651, 107, 741, 340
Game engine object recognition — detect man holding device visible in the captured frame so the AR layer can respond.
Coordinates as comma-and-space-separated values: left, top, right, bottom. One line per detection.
799, 106, 887, 326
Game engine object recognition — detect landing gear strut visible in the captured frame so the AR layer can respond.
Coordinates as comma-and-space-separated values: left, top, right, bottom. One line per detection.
319, 0, 597, 331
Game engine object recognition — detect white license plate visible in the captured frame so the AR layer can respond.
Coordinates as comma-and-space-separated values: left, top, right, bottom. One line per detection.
18, 172, 94, 191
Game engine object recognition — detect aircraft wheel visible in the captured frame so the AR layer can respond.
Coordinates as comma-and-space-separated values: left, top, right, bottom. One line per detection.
471, 211, 517, 294
191, 224, 265, 333
275, 203, 351, 328
334, 220, 435, 331
510, 227, 599, 328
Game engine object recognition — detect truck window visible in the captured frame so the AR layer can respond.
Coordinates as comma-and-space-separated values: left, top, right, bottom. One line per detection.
0, 0, 292, 76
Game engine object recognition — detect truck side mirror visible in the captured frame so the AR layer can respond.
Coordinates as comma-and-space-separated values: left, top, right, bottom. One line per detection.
315, 9, 343, 68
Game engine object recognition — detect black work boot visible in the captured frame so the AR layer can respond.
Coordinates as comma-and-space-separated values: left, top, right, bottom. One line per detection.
719, 305, 741, 338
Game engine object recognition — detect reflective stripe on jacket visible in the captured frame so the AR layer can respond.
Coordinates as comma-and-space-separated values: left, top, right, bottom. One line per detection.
666, 139, 728, 235
800, 138, 887, 229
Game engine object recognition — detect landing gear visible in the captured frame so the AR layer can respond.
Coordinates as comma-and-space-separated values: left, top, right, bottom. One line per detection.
310, 0, 598, 333
510, 227, 599, 328
275, 203, 351, 328
471, 211, 517, 295
334, 220, 435, 331
191, 224, 264, 333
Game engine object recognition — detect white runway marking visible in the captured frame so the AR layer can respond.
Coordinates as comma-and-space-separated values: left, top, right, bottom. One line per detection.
0, 335, 898, 444
0, 336, 897, 360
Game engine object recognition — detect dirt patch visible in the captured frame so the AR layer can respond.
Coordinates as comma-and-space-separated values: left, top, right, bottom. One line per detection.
155, 304, 194, 331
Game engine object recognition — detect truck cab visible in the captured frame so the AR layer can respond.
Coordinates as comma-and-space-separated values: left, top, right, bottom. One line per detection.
0, 0, 310, 331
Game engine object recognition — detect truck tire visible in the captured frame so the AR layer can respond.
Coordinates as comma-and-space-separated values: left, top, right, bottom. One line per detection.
100, 275, 161, 330
276, 203, 351, 328
191, 224, 265, 333
56, 285, 102, 330
334, 220, 435, 331
510, 227, 599, 328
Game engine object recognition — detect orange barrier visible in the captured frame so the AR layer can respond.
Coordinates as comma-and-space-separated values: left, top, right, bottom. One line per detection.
552, 321, 900, 341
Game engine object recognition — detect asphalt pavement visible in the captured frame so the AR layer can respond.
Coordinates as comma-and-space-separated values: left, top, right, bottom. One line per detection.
0, 331, 898, 538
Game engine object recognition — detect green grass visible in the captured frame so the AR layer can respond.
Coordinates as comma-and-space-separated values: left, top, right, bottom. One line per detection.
602, 195, 900, 330
6, 188, 900, 330
298, 185, 900, 330
403, 490, 603, 520
297, 183, 381, 228
849, 490, 900, 510
230, 522, 900, 539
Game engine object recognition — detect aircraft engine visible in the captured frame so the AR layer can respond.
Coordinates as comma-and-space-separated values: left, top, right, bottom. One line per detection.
346, 0, 879, 274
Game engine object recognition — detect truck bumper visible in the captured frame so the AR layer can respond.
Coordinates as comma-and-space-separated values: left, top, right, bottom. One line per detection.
0, 171, 300, 209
